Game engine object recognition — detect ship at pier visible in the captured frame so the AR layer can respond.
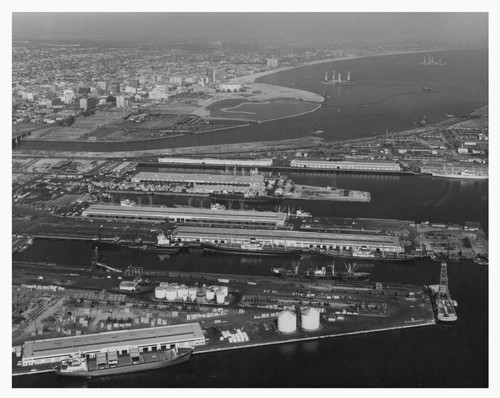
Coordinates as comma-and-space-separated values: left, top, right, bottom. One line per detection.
54, 346, 194, 377
428, 261, 457, 322
271, 260, 371, 281
202, 238, 302, 257
322, 70, 355, 86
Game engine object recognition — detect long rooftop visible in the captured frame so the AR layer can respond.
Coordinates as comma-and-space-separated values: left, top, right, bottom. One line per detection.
132, 171, 265, 185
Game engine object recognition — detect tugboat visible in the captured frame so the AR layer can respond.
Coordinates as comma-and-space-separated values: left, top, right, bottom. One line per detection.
54, 346, 194, 377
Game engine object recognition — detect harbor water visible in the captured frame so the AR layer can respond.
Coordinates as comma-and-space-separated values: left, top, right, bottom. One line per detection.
12, 173, 488, 387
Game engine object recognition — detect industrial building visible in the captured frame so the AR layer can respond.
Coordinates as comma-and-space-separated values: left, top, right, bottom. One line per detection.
171, 226, 404, 253
21, 323, 205, 367
131, 171, 266, 194
158, 157, 273, 167
81, 204, 287, 226
290, 159, 402, 172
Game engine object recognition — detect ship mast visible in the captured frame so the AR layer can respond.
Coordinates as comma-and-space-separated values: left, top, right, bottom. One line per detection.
438, 261, 449, 297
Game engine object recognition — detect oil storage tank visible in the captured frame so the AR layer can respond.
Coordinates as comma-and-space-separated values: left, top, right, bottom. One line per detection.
165, 286, 177, 301
216, 290, 226, 304
301, 307, 320, 331
154, 286, 166, 300
206, 288, 215, 301
188, 287, 197, 301
278, 310, 297, 334
196, 289, 206, 303
177, 286, 189, 301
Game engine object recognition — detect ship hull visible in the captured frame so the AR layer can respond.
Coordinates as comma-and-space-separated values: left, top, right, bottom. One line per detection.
311, 251, 414, 262
131, 245, 184, 254
202, 243, 302, 257
55, 348, 193, 378
431, 172, 488, 180
210, 194, 283, 204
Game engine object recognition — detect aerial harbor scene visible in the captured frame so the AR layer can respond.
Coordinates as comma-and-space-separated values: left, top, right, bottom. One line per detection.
10, 10, 490, 389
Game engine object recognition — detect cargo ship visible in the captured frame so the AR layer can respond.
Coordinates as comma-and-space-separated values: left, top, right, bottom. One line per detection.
431, 169, 488, 180
428, 261, 457, 323
202, 238, 302, 257
271, 261, 370, 281
209, 192, 283, 204
131, 232, 186, 254
311, 247, 414, 262
54, 346, 194, 377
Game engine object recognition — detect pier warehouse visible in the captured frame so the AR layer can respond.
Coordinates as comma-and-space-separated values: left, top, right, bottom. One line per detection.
131, 171, 266, 194
290, 159, 402, 172
82, 204, 286, 226
172, 226, 404, 253
158, 157, 273, 167
21, 323, 205, 367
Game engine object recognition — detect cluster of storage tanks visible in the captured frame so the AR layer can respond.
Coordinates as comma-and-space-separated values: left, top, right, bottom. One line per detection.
154, 282, 229, 304
277, 307, 321, 334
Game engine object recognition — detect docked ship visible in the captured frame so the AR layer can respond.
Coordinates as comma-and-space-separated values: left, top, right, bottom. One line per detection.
132, 232, 186, 254
321, 70, 355, 86
271, 261, 370, 281
430, 163, 488, 180
209, 192, 283, 204
202, 238, 303, 257
311, 246, 413, 262
54, 346, 194, 377
428, 261, 458, 323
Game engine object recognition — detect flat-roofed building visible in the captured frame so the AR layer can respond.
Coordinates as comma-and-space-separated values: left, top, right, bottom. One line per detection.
21, 323, 205, 367
132, 171, 264, 186
291, 159, 401, 172
158, 157, 273, 167
172, 226, 403, 253
82, 204, 286, 226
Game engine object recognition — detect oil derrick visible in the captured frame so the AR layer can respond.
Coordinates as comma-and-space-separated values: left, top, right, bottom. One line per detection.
438, 261, 449, 297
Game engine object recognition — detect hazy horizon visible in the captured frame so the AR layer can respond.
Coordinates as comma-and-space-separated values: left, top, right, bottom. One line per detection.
12, 12, 488, 47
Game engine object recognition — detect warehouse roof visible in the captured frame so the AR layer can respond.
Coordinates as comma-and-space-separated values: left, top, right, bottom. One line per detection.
23, 323, 204, 359
173, 226, 401, 246
82, 204, 286, 225
132, 171, 264, 185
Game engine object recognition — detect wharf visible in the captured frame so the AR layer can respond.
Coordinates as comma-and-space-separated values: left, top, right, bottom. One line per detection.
139, 162, 416, 177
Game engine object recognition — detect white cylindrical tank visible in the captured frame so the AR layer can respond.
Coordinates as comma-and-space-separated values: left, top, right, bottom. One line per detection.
278, 310, 297, 334
177, 286, 189, 300
196, 289, 206, 303
219, 286, 229, 297
206, 288, 215, 301
188, 287, 197, 301
165, 287, 177, 301
154, 286, 166, 300
301, 307, 320, 331
216, 290, 225, 304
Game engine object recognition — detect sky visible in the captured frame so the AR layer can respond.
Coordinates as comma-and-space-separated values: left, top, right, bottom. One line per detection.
11, 12, 488, 46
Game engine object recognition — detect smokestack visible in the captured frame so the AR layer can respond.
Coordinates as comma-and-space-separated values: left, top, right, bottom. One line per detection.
338, 72, 342, 82
347, 71, 351, 81
324, 72, 328, 82
332, 71, 335, 81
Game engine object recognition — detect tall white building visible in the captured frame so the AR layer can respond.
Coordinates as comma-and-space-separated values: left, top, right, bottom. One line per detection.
116, 95, 128, 109
267, 58, 278, 67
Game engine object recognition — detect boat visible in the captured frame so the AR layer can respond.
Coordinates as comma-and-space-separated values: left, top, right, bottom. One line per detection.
428, 261, 457, 323
312, 248, 414, 262
120, 199, 136, 207
54, 346, 194, 377
132, 232, 185, 254
271, 261, 370, 281
420, 55, 446, 65
202, 238, 302, 257
210, 192, 283, 204
431, 165, 488, 180
352, 246, 376, 258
